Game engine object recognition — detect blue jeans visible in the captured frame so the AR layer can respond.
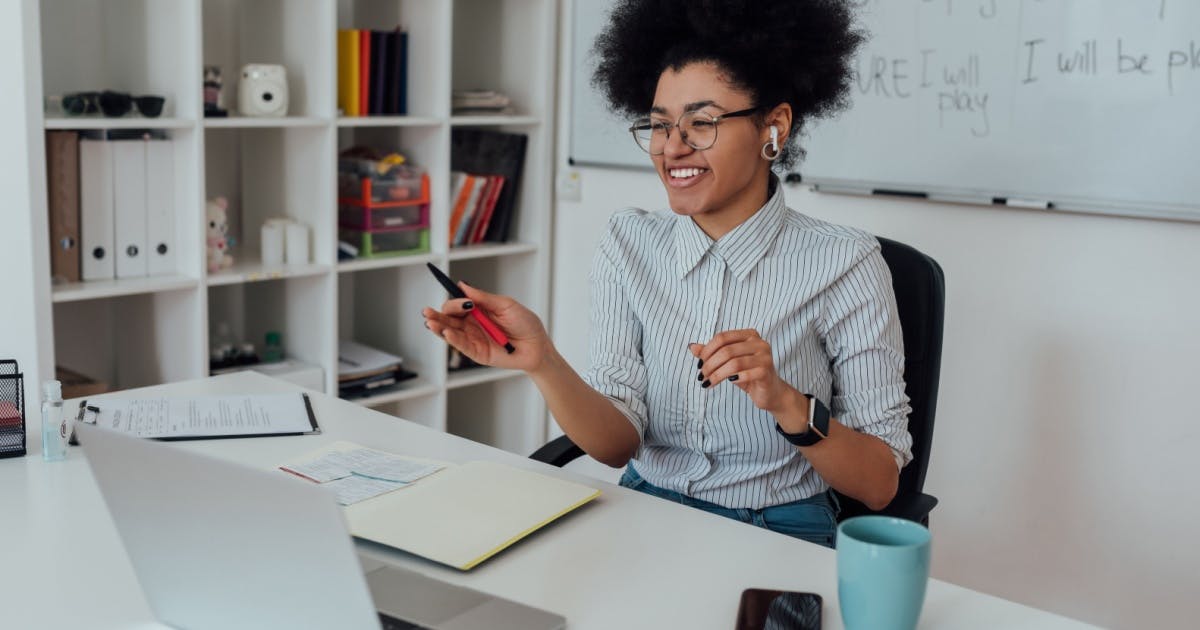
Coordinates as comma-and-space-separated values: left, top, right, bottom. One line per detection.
619, 466, 840, 548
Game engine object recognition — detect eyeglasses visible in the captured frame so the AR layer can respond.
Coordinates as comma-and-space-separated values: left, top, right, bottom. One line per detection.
629, 107, 759, 155
61, 91, 166, 118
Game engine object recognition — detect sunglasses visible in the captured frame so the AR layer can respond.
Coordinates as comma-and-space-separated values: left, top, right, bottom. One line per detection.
61, 91, 166, 118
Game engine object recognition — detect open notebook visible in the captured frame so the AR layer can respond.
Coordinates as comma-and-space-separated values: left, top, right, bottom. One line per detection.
282, 442, 600, 571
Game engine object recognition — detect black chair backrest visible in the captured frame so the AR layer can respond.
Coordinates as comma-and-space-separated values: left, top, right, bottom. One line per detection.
834, 237, 945, 519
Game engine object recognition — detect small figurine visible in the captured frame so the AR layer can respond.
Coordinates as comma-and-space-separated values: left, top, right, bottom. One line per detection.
203, 65, 228, 117
206, 197, 234, 273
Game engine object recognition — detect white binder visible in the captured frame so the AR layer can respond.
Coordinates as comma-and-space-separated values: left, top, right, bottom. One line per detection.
144, 140, 175, 276
112, 140, 148, 278
79, 139, 115, 281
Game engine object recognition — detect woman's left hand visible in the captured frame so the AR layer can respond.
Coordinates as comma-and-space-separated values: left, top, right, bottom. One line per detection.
690, 329, 797, 414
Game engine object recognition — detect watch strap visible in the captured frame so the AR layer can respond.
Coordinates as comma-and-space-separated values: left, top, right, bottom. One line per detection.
775, 394, 830, 447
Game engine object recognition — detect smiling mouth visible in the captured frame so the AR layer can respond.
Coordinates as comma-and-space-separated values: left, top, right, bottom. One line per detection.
668, 167, 709, 182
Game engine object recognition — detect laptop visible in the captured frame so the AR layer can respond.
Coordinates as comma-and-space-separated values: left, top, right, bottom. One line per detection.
77, 423, 566, 630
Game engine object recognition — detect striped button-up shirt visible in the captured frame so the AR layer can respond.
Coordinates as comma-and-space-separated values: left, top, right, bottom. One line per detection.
584, 181, 912, 509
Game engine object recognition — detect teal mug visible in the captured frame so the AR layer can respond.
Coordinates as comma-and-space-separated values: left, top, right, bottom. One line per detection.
837, 516, 931, 630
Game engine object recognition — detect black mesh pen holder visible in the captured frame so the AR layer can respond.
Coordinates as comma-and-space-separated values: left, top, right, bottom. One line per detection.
0, 360, 26, 458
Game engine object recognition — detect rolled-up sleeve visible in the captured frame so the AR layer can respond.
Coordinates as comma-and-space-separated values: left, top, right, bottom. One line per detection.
582, 217, 649, 444
822, 242, 913, 470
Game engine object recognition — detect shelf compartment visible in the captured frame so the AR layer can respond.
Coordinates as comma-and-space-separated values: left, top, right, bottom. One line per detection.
452, 0, 554, 121
338, 266, 445, 405
205, 125, 334, 269
202, 0, 334, 119
448, 255, 541, 311
54, 290, 204, 392
52, 274, 199, 303
207, 274, 335, 392
40, 0, 199, 121
337, 124, 444, 262
338, 0, 449, 119
447, 377, 541, 455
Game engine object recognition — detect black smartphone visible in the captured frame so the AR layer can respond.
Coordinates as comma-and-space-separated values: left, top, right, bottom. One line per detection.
735, 588, 822, 630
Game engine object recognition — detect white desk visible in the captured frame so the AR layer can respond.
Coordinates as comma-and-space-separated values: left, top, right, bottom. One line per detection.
0, 373, 1094, 629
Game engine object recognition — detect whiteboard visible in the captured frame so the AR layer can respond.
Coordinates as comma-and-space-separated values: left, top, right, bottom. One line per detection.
568, 0, 1200, 222
568, 0, 653, 172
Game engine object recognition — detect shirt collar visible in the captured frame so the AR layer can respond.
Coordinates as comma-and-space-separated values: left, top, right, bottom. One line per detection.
673, 175, 788, 281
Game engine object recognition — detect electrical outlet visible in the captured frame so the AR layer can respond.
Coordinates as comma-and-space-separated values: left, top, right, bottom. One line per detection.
557, 170, 582, 201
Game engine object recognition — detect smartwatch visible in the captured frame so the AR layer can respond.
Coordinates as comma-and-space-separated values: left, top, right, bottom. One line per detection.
775, 394, 830, 447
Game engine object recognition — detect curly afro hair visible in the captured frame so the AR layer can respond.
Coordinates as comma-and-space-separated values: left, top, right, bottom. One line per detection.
591, 0, 864, 169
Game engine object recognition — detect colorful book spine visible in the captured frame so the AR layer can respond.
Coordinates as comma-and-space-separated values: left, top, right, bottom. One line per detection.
369, 30, 387, 115
45, 131, 81, 283
359, 29, 371, 116
471, 176, 505, 244
454, 176, 487, 246
397, 30, 408, 115
337, 30, 360, 116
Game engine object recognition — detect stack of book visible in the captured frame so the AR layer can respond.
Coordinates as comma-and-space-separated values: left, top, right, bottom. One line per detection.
338, 340, 417, 399
451, 89, 513, 116
448, 130, 528, 245
337, 28, 408, 116
447, 172, 505, 246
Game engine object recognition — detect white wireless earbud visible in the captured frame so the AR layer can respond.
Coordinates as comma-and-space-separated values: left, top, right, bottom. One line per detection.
762, 126, 783, 161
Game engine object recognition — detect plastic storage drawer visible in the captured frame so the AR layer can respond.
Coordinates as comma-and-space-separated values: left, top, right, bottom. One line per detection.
338, 165, 428, 205
340, 227, 429, 258
339, 203, 429, 231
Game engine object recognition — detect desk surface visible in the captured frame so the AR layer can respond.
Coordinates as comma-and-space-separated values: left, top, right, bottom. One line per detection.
0, 373, 1095, 630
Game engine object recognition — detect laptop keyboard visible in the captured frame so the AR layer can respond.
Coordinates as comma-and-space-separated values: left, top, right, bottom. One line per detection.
379, 612, 433, 630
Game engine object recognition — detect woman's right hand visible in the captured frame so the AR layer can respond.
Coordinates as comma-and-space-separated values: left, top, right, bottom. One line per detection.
421, 282, 551, 373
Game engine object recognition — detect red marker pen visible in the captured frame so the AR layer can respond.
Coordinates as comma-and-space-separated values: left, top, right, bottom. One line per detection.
426, 263, 515, 354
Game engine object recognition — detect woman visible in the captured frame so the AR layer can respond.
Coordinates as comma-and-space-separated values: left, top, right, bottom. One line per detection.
423, 0, 910, 548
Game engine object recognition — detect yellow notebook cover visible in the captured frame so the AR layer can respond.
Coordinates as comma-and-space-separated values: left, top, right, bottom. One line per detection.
283, 443, 601, 571
337, 29, 360, 116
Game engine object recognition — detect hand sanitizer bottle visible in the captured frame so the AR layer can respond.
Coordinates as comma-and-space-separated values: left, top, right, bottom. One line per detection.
41, 380, 67, 461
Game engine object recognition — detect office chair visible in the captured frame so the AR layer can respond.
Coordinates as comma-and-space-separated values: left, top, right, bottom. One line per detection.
529, 236, 945, 527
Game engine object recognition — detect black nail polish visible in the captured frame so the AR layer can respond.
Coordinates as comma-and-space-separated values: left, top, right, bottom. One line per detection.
463, 301, 474, 310
701, 379, 710, 389
697, 359, 703, 369
728, 374, 739, 382
697, 373, 704, 381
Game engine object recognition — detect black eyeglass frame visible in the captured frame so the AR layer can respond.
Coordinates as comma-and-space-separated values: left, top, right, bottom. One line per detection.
628, 106, 760, 155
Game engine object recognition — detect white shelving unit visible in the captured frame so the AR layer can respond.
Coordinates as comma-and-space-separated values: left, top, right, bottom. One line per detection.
15, 0, 558, 456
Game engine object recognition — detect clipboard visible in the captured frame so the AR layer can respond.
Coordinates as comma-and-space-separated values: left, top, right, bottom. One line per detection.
72, 393, 320, 443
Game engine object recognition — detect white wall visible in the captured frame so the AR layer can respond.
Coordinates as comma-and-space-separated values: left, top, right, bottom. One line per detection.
552, 168, 1200, 630
0, 0, 53, 449
551, 7, 1199, 629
